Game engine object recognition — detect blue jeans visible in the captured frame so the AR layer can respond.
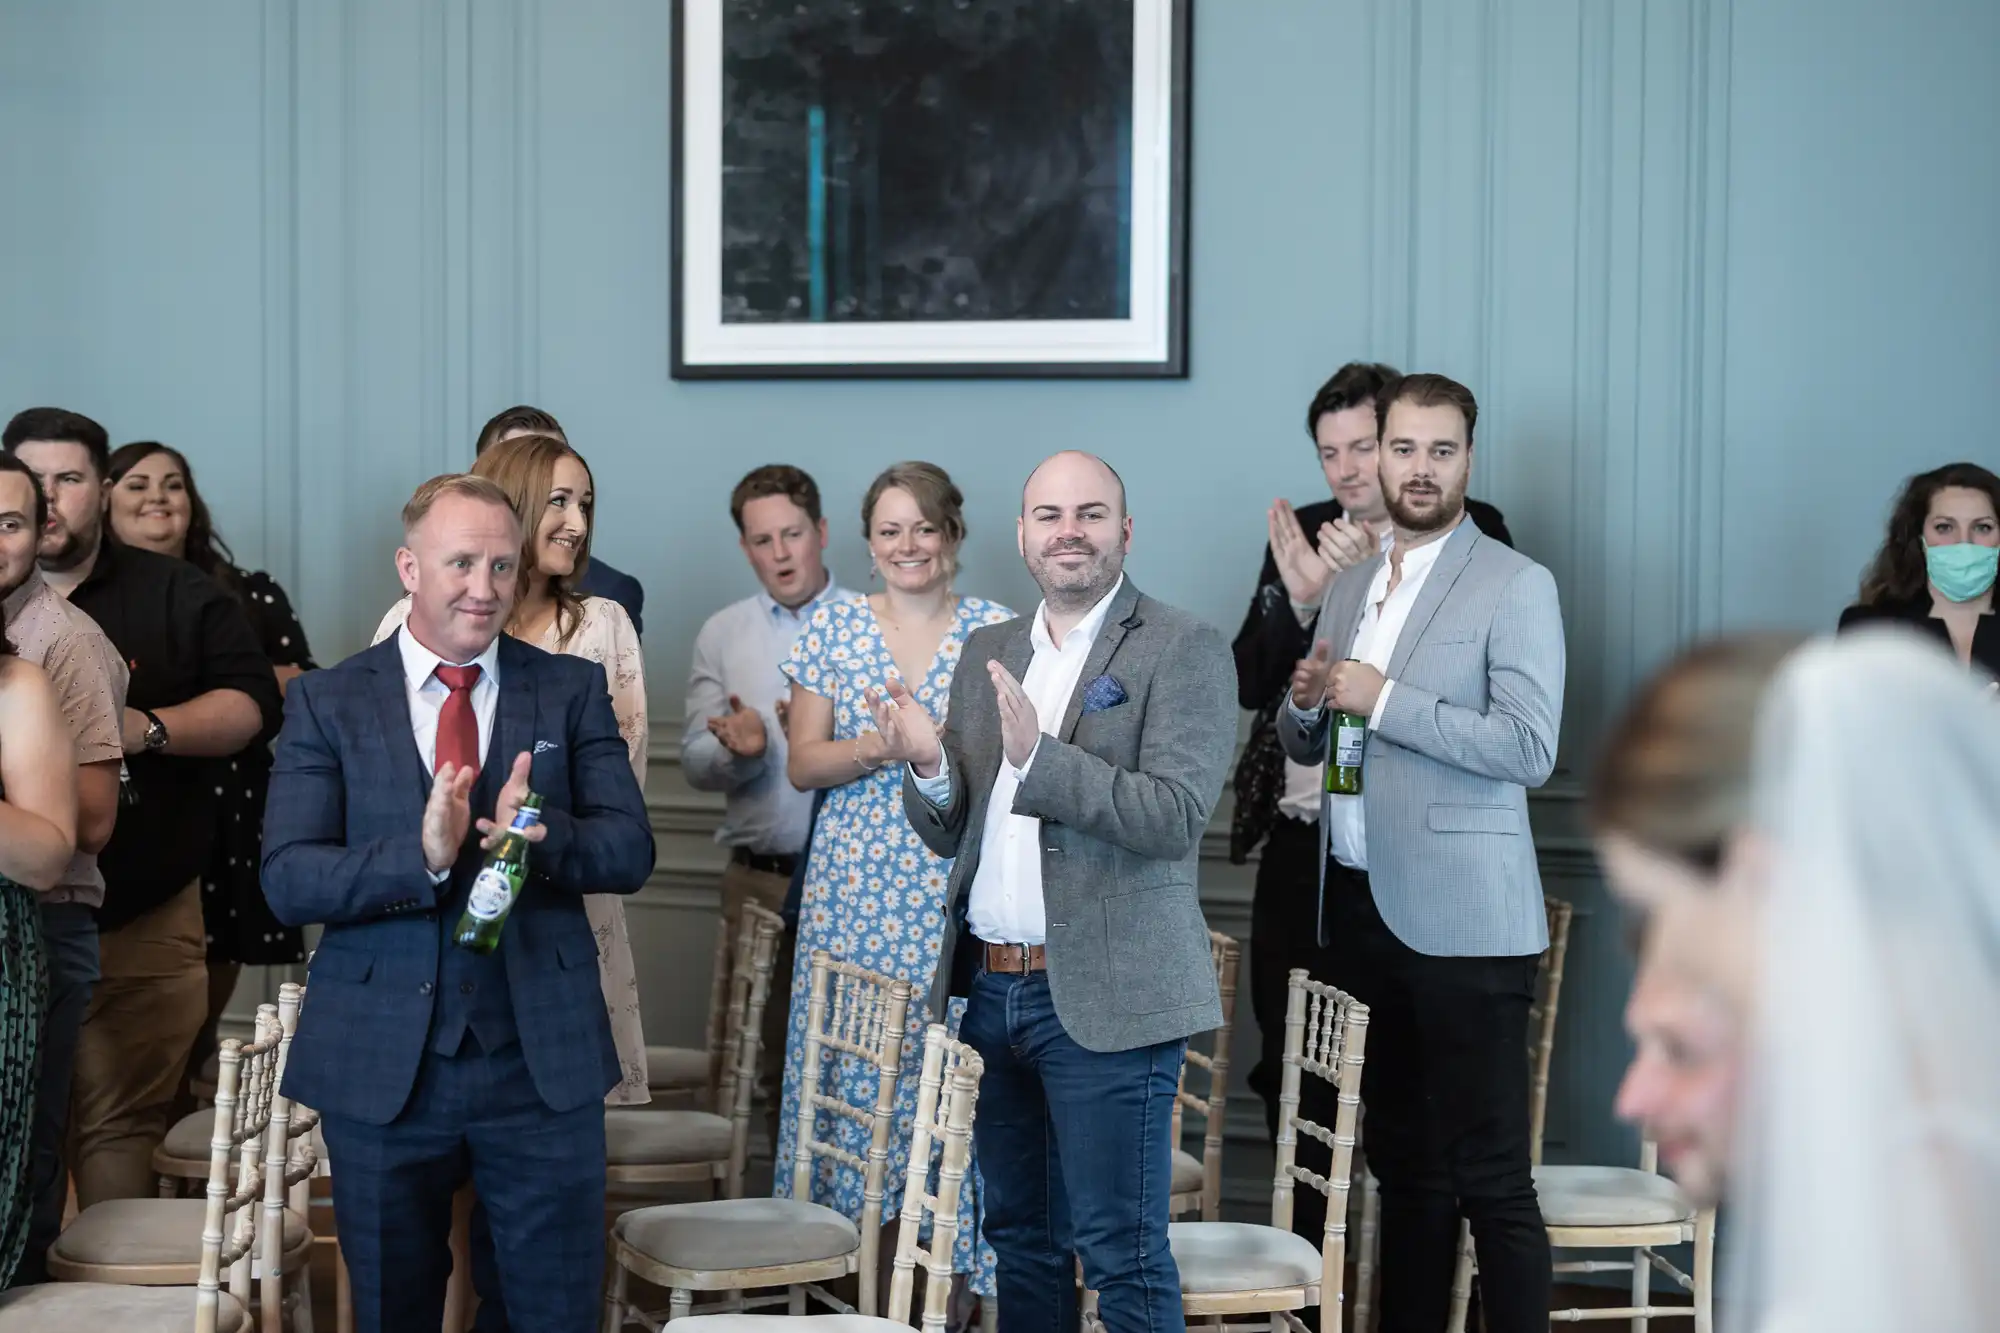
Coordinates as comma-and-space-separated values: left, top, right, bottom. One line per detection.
11, 903, 98, 1288
960, 968, 1187, 1333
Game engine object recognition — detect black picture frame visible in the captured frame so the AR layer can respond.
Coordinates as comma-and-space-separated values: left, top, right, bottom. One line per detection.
671, 0, 1192, 380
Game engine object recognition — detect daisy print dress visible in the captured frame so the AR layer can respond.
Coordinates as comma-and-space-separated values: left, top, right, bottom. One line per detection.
774, 591, 1013, 1297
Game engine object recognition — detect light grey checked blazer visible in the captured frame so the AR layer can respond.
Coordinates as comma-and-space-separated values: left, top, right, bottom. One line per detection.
902, 579, 1235, 1053
1276, 520, 1565, 958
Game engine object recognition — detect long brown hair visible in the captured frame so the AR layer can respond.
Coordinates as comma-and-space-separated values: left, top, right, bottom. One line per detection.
470, 433, 594, 649
1858, 462, 2000, 606
106, 441, 240, 597
1589, 634, 1805, 869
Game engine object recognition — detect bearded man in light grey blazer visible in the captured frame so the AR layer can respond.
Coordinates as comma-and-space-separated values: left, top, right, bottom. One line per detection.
868, 451, 1235, 1333
1278, 373, 1565, 1333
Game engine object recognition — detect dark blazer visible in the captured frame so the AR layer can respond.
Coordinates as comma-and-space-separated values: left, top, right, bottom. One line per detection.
1228, 495, 1512, 860
901, 579, 1235, 1053
1838, 598, 2000, 680
578, 555, 646, 638
262, 632, 656, 1125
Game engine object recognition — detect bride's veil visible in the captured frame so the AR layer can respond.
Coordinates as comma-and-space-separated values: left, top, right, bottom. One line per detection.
1725, 628, 2000, 1331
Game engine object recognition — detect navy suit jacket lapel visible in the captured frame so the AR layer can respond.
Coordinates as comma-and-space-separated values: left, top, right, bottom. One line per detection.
481, 636, 537, 812
367, 634, 432, 808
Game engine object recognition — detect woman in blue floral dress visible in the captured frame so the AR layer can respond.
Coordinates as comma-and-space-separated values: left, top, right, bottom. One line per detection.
776, 463, 1012, 1304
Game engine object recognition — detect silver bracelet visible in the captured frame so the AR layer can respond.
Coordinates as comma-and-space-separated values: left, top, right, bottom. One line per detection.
855, 738, 881, 773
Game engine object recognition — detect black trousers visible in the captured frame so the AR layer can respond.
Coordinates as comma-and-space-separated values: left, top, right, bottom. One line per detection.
1247, 816, 1329, 1144
1296, 861, 1551, 1333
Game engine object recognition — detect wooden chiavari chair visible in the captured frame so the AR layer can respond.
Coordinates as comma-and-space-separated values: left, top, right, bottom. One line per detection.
0, 993, 294, 1331
601, 950, 913, 1328
648, 1023, 986, 1333
1170, 930, 1241, 1221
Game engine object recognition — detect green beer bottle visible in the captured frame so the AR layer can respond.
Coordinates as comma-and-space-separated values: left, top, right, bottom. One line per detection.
1325, 662, 1367, 795
453, 791, 543, 954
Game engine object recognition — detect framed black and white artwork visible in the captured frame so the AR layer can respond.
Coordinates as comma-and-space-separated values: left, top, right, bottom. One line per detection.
671, 0, 1192, 379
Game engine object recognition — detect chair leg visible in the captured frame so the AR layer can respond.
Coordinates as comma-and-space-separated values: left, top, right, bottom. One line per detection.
295, 1259, 319, 1333
1353, 1171, 1380, 1333
1693, 1213, 1715, 1333
159, 1174, 178, 1199
981, 1296, 999, 1333
1444, 1219, 1474, 1333
1630, 1247, 1649, 1333
669, 1288, 693, 1322
789, 1286, 808, 1315
600, 1257, 629, 1333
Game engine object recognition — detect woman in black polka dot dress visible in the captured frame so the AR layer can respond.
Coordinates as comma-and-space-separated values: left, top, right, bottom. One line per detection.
106, 443, 312, 1089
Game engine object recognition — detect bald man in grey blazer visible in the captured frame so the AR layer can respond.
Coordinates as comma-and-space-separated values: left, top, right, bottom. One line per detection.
872, 452, 1235, 1333
1278, 374, 1564, 1333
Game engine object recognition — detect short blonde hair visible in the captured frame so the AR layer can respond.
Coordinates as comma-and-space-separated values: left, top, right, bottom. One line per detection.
402, 473, 519, 539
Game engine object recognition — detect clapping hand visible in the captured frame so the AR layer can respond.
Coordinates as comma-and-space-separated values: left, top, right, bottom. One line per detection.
1290, 641, 1335, 712
862, 678, 944, 776
422, 762, 477, 873
1269, 501, 1334, 607
1315, 516, 1379, 574
707, 694, 769, 757
988, 661, 1041, 769
477, 752, 547, 851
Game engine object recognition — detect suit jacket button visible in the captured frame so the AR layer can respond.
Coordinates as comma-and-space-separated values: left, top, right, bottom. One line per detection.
419, 981, 434, 996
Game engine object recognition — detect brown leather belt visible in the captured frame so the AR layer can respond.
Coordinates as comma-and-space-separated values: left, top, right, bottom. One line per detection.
982, 942, 1047, 975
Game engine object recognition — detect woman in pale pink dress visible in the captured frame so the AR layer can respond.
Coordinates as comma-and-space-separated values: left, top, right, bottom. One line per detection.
371, 433, 649, 1104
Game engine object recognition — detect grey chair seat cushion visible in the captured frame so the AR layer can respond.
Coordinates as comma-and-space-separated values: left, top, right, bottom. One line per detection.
1168, 1221, 1323, 1294
159, 1108, 216, 1164
605, 1108, 733, 1165
615, 1197, 862, 1273
1534, 1165, 1696, 1228
1171, 1149, 1203, 1196
645, 1044, 712, 1092
50, 1198, 307, 1270
0, 1281, 247, 1332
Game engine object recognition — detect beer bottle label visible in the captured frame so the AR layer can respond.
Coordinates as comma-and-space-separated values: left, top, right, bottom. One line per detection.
466, 866, 515, 922
509, 805, 541, 833
1334, 722, 1366, 768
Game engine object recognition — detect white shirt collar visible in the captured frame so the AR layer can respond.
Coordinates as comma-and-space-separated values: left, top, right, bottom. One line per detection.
397, 623, 503, 691
1031, 575, 1125, 655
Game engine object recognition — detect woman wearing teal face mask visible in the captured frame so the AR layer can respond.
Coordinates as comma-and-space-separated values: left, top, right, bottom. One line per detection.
1841, 462, 2000, 682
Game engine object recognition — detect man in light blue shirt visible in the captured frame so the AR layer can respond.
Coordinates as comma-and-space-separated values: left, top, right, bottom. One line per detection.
683, 465, 847, 1133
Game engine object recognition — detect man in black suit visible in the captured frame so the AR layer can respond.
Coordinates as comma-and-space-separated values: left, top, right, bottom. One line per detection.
1231, 361, 1514, 1144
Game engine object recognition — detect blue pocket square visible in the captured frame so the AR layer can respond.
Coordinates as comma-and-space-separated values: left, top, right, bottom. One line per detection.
1081, 674, 1128, 714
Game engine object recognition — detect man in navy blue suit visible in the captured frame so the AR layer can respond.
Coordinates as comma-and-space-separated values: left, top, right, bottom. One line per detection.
263, 473, 654, 1333
475, 404, 645, 636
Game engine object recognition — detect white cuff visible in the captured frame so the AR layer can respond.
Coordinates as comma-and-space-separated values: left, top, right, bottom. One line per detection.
427, 867, 450, 885
912, 749, 953, 805
1368, 680, 1396, 731
1285, 695, 1326, 724
1289, 599, 1320, 626
1005, 735, 1044, 781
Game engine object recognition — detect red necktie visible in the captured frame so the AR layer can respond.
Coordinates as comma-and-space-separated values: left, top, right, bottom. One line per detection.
434, 664, 482, 777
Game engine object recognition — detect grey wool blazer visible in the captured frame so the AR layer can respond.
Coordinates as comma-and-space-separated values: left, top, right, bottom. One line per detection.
1277, 520, 1566, 958
901, 578, 1236, 1053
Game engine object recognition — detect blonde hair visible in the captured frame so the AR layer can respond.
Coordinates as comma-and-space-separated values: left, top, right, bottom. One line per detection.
401, 474, 518, 539
471, 433, 595, 650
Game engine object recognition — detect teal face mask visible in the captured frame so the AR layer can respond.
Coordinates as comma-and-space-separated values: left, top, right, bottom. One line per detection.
1926, 542, 1999, 602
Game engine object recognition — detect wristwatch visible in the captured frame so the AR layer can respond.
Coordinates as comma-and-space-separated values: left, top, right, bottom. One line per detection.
140, 708, 169, 752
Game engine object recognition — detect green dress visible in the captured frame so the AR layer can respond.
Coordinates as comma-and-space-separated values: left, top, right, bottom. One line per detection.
0, 873, 45, 1287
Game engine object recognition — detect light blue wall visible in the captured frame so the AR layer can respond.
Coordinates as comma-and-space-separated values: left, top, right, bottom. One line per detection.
3, 0, 1995, 1185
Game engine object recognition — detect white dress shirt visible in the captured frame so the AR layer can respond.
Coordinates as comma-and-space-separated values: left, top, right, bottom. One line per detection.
1276, 528, 1398, 822
682, 575, 849, 855
913, 576, 1124, 945
397, 625, 501, 769
398, 625, 503, 881
1289, 528, 1453, 870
